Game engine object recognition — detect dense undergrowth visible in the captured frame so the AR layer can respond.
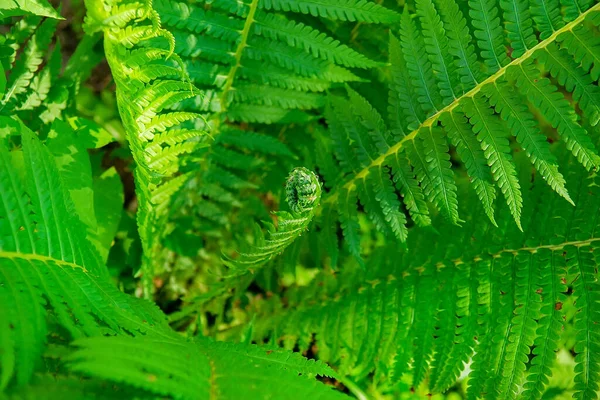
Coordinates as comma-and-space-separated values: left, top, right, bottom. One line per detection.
1, 0, 600, 399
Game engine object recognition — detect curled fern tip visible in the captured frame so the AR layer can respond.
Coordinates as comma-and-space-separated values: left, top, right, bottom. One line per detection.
286, 167, 322, 214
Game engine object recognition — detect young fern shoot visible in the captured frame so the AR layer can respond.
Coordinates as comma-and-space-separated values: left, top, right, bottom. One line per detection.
223, 167, 321, 273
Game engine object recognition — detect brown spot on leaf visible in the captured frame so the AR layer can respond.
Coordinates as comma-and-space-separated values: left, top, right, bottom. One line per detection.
555, 302, 563, 311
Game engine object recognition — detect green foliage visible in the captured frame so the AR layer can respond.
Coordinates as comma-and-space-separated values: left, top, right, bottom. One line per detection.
148, 0, 395, 125
247, 147, 600, 399
0, 98, 348, 400
316, 0, 600, 263
1, 0, 600, 399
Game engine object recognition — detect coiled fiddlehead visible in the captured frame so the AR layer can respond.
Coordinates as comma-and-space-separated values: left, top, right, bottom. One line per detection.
286, 167, 321, 214
223, 167, 321, 273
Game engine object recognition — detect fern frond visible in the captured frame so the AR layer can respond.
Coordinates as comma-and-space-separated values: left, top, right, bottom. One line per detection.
568, 246, 600, 399
430, 262, 478, 393
369, 166, 408, 242
84, 0, 209, 294
389, 152, 431, 227
215, 128, 294, 157
388, 32, 423, 135
222, 168, 321, 273
558, 21, 600, 81
521, 250, 567, 399
315, 2, 600, 251
494, 252, 541, 398
90, 0, 396, 288
232, 83, 326, 110
434, 0, 482, 88
357, 177, 393, 238
539, 43, 600, 126
0, 120, 172, 389
440, 111, 497, 225
508, 60, 600, 169
419, 126, 460, 224
530, 0, 563, 40
0, 9, 104, 128
19, 121, 104, 273
482, 79, 571, 203
328, 96, 375, 168
400, 9, 443, 115
68, 336, 350, 400
410, 268, 437, 387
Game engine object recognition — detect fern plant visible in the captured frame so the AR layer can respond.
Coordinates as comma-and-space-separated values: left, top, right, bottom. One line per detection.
0, 48, 349, 400
245, 147, 600, 399
81, 0, 399, 295
312, 0, 600, 263
1, 0, 600, 399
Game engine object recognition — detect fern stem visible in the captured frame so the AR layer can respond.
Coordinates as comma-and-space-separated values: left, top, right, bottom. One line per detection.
318, 2, 600, 211
336, 374, 369, 400
218, 0, 260, 116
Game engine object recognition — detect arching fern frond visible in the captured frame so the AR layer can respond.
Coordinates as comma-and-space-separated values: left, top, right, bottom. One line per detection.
84, 0, 209, 295
0, 118, 171, 390
316, 1, 600, 261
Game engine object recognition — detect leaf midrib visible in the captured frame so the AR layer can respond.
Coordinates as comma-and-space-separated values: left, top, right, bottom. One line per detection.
319, 3, 600, 211
0, 251, 86, 271
218, 0, 260, 115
